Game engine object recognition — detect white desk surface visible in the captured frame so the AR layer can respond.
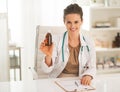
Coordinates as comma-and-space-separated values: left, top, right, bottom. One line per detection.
0, 74, 120, 92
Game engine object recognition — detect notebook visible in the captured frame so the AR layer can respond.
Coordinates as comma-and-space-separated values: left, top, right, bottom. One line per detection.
55, 78, 95, 92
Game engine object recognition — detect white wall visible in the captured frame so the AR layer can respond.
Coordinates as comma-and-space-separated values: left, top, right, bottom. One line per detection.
0, 0, 9, 82
33, 0, 72, 26
0, 13, 9, 82
8, 0, 23, 45
0, 0, 7, 13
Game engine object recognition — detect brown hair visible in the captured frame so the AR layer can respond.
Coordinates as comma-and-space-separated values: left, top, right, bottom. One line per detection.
63, 3, 83, 22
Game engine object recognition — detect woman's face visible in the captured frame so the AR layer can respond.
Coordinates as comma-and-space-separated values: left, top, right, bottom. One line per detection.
64, 14, 83, 34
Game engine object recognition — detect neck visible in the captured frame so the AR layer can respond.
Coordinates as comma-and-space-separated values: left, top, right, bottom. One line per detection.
68, 34, 80, 47
69, 32, 79, 40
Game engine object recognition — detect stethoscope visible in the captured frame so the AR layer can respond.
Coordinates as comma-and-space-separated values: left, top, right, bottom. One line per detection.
62, 31, 90, 69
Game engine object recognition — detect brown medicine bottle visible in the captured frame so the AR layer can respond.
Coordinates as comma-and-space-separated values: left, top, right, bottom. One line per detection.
45, 32, 52, 46
115, 32, 120, 47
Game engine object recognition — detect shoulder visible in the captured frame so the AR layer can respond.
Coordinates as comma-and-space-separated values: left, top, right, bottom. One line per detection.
52, 32, 64, 42
52, 32, 65, 48
82, 33, 95, 48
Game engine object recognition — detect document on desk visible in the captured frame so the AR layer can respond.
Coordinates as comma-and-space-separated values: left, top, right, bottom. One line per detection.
55, 79, 95, 92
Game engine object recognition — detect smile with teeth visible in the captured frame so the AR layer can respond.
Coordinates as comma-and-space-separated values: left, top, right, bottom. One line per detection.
70, 28, 76, 31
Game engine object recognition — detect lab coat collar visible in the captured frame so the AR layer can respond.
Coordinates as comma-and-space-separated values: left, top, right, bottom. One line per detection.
80, 33, 87, 47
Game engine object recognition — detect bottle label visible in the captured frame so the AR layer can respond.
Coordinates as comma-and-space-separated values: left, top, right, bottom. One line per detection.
45, 33, 52, 46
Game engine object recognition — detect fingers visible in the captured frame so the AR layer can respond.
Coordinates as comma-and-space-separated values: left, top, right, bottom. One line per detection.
40, 42, 53, 49
40, 39, 48, 48
81, 75, 92, 85
81, 78, 90, 85
40, 42, 45, 49
39, 41, 54, 56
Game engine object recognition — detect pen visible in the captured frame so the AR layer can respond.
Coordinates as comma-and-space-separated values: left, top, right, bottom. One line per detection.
75, 81, 79, 87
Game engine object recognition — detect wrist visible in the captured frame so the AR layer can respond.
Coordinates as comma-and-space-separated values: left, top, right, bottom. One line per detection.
83, 75, 93, 80
45, 55, 52, 67
45, 55, 52, 59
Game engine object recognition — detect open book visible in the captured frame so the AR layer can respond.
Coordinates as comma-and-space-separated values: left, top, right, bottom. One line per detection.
55, 78, 95, 92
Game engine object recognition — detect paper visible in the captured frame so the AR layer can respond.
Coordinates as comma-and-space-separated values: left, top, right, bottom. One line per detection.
55, 79, 95, 92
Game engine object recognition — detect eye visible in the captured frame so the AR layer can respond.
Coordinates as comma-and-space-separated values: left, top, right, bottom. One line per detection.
67, 21, 71, 24
75, 21, 79, 24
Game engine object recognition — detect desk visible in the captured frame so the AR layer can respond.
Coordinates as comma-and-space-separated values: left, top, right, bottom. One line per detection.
0, 74, 120, 92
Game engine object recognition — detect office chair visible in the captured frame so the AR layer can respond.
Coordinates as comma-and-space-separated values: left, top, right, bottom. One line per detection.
31, 25, 66, 79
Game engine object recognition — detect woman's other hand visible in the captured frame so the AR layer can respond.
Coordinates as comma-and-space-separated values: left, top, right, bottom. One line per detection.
81, 75, 92, 85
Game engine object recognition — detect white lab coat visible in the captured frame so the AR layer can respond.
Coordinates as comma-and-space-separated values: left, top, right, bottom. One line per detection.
41, 32, 96, 79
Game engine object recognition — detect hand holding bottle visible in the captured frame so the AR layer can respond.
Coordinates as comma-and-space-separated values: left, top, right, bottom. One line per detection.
40, 32, 53, 56
40, 32, 53, 67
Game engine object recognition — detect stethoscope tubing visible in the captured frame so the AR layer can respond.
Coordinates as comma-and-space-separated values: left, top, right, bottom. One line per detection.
61, 31, 90, 69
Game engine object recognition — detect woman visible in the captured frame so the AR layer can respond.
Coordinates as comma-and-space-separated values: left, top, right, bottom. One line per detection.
40, 3, 96, 85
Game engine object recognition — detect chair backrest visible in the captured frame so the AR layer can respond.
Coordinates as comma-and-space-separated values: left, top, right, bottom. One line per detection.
34, 25, 66, 79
